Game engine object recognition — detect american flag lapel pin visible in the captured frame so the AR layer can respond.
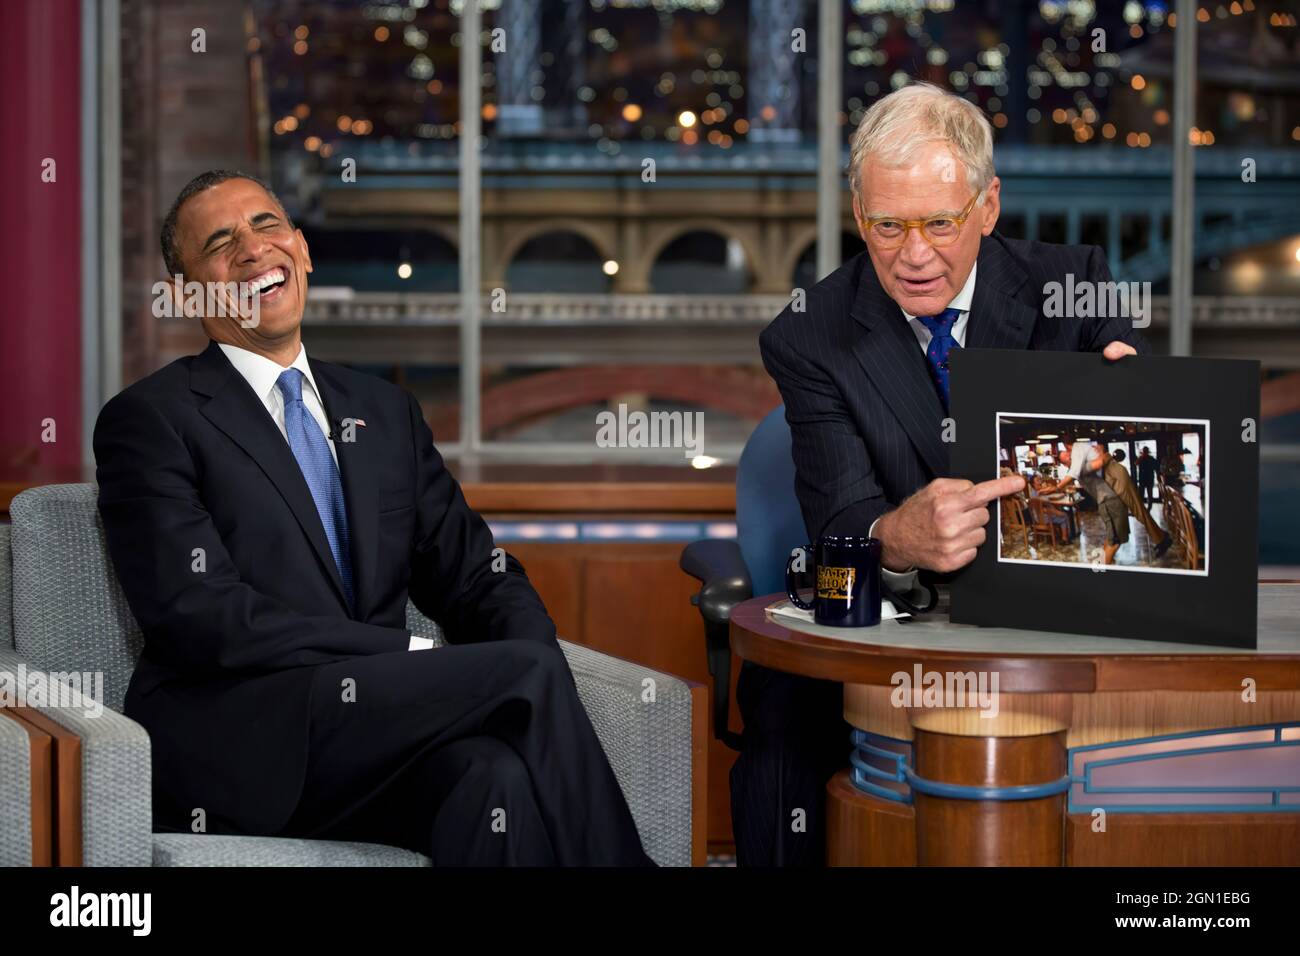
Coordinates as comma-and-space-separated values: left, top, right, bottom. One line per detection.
329, 417, 367, 442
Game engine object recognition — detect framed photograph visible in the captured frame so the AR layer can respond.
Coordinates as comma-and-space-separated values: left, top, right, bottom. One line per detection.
949, 350, 1259, 649
996, 412, 1208, 576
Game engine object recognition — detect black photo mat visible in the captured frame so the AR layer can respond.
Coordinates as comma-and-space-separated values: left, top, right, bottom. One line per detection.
948, 349, 1260, 649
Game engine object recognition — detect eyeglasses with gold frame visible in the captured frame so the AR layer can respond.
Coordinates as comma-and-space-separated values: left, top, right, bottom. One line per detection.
860, 192, 983, 249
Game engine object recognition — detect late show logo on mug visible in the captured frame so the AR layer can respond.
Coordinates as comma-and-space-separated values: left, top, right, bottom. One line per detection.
816, 565, 856, 600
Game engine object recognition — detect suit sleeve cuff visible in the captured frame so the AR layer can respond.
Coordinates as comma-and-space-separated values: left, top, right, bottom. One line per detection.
408, 634, 436, 651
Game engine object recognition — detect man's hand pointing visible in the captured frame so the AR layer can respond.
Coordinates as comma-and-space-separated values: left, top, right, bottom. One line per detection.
874, 474, 1025, 574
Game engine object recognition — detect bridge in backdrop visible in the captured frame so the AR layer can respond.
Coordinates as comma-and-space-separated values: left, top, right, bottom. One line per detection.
291, 141, 1300, 294
288, 291, 1300, 373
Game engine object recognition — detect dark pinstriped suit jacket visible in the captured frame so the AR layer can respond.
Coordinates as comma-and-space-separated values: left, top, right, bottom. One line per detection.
759, 232, 1150, 541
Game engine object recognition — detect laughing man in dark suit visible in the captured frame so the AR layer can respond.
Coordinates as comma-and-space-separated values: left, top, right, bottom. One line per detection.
735, 82, 1148, 866
94, 170, 652, 865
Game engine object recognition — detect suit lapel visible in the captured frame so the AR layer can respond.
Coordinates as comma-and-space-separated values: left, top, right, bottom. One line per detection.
849, 262, 950, 478
189, 341, 351, 613
309, 357, 380, 620
964, 236, 1039, 351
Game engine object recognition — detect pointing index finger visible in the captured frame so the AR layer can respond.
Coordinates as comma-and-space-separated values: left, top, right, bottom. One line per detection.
964, 475, 1025, 508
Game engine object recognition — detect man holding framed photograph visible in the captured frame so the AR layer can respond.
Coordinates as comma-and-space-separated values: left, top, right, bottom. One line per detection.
740, 80, 1148, 866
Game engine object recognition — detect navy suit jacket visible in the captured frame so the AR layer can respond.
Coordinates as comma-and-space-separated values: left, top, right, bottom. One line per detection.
759, 232, 1150, 541
93, 339, 558, 835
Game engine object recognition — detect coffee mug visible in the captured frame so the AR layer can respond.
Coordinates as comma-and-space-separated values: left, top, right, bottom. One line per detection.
785, 536, 883, 627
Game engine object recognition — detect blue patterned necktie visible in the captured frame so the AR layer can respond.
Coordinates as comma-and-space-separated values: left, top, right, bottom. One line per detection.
915, 307, 963, 412
276, 368, 354, 613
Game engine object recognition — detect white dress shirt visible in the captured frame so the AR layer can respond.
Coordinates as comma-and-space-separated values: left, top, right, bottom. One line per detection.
869, 264, 979, 589
217, 342, 433, 651
217, 342, 338, 466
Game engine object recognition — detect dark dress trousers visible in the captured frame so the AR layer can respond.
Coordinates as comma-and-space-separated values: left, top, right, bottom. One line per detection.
93, 339, 651, 865
736, 233, 1149, 865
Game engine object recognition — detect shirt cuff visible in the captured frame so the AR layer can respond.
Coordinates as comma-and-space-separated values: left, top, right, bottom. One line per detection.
408, 634, 436, 651
869, 515, 919, 590
881, 565, 920, 593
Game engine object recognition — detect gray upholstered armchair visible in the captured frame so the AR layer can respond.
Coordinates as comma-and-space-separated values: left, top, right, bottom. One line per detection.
0, 484, 697, 866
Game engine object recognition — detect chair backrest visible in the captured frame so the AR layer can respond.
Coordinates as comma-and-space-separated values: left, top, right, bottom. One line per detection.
1002, 496, 1026, 530
1167, 493, 1199, 569
736, 405, 809, 597
1, 523, 13, 653
1163, 490, 1184, 545
1028, 496, 1060, 523
9, 484, 143, 713
9, 483, 443, 713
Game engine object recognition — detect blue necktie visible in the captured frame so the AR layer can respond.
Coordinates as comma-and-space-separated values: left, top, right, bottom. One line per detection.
915, 307, 963, 412
276, 368, 354, 613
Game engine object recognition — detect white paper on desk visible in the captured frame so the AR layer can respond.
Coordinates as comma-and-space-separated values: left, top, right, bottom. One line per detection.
768, 598, 909, 625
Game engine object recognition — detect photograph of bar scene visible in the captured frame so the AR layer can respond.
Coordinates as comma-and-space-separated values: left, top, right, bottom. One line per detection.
2, 0, 1299, 920
997, 413, 1208, 574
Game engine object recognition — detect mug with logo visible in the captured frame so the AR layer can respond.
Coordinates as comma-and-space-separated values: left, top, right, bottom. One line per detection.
784, 535, 884, 627
784, 535, 937, 627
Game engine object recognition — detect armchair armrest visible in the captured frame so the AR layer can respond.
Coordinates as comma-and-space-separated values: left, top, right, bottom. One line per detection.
556, 640, 698, 867
0, 710, 33, 865
679, 539, 750, 751
0, 645, 152, 866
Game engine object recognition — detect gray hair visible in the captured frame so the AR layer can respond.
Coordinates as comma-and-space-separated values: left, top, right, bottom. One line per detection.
847, 81, 996, 204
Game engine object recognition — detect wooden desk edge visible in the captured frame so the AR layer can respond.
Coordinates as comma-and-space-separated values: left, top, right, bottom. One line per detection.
731, 592, 1300, 694
462, 481, 735, 514
4, 479, 737, 518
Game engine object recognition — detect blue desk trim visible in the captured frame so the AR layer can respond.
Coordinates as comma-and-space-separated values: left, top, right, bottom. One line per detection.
848, 729, 1071, 802
848, 730, 913, 804
487, 519, 738, 544
904, 768, 1072, 801
1067, 721, 1300, 814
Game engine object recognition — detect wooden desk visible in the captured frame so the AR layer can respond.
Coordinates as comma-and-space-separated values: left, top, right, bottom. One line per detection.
451, 462, 736, 514
730, 584, 1300, 866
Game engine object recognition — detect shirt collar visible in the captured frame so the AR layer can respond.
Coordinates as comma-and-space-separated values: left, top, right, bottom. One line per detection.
900, 261, 978, 322
217, 341, 323, 407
